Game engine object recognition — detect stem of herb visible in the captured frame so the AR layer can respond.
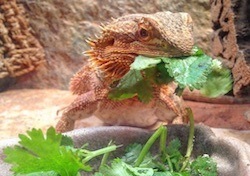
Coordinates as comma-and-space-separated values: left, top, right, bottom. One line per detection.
134, 125, 164, 167
81, 145, 117, 164
159, 126, 167, 155
180, 108, 195, 172
159, 126, 173, 172
166, 155, 173, 172
100, 141, 114, 167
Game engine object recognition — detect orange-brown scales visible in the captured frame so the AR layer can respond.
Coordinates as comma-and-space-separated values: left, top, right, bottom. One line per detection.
56, 12, 194, 132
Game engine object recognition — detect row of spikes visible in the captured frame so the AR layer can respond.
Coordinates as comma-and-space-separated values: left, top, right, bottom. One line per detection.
85, 48, 131, 80
83, 15, 117, 48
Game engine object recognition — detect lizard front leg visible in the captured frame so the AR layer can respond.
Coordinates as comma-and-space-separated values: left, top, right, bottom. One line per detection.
56, 88, 108, 132
155, 84, 188, 125
56, 62, 108, 132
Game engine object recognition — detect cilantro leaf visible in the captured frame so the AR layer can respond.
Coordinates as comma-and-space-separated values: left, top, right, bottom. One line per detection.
99, 158, 154, 176
108, 69, 153, 103
156, 62, 174, 84
191, 46, 204, 56
153, 172, 173, 176
130, 56, 162, 70
4, 127, 85, 175
122, 143, 143, 164
122, 143, 157, 168
126, 163, 154, 176
162, 55, 212, 90
16, 171, 59, 176
153, 171, 190, 176
165, 139, 184, 171
109, 47, 233, 104
190, 155, 217, 176
109, 46, 233, 102
166, 139, 181, 156
61, 134, 74, 147
109, 56, 162, 103
200, 59, 233, 97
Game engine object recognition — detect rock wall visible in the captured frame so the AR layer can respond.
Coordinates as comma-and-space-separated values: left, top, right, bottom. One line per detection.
211, 0, 250, 97
0, 0, 211, 90
0, 0, 45, 91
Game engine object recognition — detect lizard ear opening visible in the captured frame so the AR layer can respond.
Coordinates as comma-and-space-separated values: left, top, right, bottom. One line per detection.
97, 36, 115, 47
106, 38, 115, 46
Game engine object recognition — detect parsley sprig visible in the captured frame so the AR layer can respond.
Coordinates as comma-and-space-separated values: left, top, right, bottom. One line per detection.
109, 47, 233, 102
95, 108, 217, 176
3, 127, 118, 175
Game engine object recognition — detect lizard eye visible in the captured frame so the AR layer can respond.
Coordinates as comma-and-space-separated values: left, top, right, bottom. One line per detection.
139, 28, 149, 37
138, 28, 151, 41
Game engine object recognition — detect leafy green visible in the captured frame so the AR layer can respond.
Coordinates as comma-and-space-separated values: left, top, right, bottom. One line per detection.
200, 60, 233, 97
96, 109, 217, 176
98, 159, 154, 176
108, 47, 233, 102
165, 139, 184, 171
162, 54, 212, 90
190, 155, 217, 176
130, 56, 161, 70
191, 46, 205, 56
122, 143, 143, 164
3, 127, 118, 176
4, 127, 84, 175
153, 172, 173, 176
60, 134, 74, 147
16, 171, 59, 176
108, 69, 154, 103
156, 62, 174, 84
122, 143, 158, 169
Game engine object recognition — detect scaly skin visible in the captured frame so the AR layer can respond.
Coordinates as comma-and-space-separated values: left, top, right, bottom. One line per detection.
56, 12, 194, 132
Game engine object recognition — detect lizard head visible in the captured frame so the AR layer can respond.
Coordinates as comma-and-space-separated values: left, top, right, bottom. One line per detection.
85, 12, 194, 81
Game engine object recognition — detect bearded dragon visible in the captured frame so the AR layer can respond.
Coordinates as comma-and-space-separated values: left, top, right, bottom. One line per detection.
56, 12, 194, 132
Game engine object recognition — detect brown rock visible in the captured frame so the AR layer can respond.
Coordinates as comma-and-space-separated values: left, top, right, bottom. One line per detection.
0, 0, 45, 79
186, 101, 250, 130
211, 0, 250, 96
232, 52, 250, 96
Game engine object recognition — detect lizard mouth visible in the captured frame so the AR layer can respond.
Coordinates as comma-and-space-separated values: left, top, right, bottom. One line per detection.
105, 44, 190, 58
88, 41, 191, 81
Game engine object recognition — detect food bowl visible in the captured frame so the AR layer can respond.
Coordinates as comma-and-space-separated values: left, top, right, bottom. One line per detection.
0, 125, 250, 175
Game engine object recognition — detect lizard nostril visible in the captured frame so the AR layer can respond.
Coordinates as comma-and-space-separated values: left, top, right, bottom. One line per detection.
109, 38, 115, 46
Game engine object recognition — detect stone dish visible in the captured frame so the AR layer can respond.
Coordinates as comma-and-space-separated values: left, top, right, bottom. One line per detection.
0, 125, 250, 176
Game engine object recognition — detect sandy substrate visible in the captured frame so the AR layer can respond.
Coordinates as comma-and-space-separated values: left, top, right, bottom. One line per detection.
0, 89, 250, 145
